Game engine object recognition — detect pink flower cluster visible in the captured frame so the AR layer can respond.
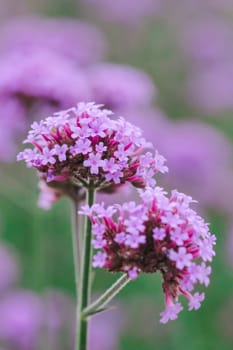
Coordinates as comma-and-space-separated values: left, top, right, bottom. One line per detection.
80, 186, 216, 323
17, 103, 167, 190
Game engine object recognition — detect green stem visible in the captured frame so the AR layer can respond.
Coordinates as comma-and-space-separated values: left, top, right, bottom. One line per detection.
76, 185, 95, 350
83, 274, 130, 317
71, 197, 81, 294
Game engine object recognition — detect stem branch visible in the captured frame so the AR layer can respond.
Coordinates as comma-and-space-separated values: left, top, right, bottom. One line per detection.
83, 274, 130, 317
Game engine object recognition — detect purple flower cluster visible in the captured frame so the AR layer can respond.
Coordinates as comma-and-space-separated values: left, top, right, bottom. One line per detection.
0, 291, 43, 350
0, 16, 159, 163
0, 16, 106, 65
159, 120, 233, 213
87, 63, 156, 110
0, 244, 19, 292
81, 0, 161, 26
0, 49, 91, 112
0, 97, 26, 162
17, 102, 167, 190
0, 288, 123, 350
126, 108, 233, 214
0, 243, 123, 349
80, 186, 216, 323
0, 16, 107, 162
181, 16, 233, 114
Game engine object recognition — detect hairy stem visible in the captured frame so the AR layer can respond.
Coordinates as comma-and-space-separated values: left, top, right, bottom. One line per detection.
83, 274, 130, 317
76, 184, 95, 350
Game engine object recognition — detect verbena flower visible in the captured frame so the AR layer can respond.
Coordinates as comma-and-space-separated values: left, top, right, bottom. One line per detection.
88, 305, 123, 350
182, 17, 233, 114
17, 102, 167, 190
0, 244, 20, 291
0, 290, 43, 349
182, 18, 233, 67
81, 0, 161, 26
0, 50, 91, 112
158, 120, 233, 213
0, 50, 92, 162
81, 186, 216, 323
128, 110, 233, 213
0, 16, 105, 162
187, 63, 233, 114
0, 97, 26, 161
0, 16, 106, 65
87, 63, 156, 110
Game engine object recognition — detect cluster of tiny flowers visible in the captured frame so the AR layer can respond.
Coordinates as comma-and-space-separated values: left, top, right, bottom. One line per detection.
17, 102, 167, 190
80, 186, 216, 323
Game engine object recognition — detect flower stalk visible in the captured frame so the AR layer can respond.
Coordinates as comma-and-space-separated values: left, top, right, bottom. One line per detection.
76, 184, 95, 350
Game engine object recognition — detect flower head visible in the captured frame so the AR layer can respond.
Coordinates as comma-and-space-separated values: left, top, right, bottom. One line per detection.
0, 17, 106, 65
81, 186, 216, 323
81, 0, 160, 26
0, 96, 26, 161
17, 102, 167, 191
0, 291, 43, 349
0, 244, 20, 291
87, 63, 156, 110
0, 50, 91, 111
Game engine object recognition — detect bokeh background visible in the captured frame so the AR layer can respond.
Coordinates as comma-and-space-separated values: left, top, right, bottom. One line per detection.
1, 0, 233, 349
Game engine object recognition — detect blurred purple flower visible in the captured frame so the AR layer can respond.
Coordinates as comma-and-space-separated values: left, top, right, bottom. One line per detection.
123, 107, 170, 144
0, 16, 106, 162
187, 63, 233, 114
0, 286, 123, 350
42, 289, 123, 350
87, 63, 156, 110
42, 290, 75, 349
158, 120, 233, 212
126, 110, 233, 212
0, 16, 106, 65
81, 0, 161, 26
194, 0, 233, 11
37, 181, 63, 210
181, 16, 233, 114
0, 49, 91, 160
88, 305, 123, 350
0, 50, 91, 110
182, 18, 233, 67
0, 244, 20, 292
43, 290, 75, 329
0, 290, 43, 350
163, 0, 233, 17
0, 97, 26, 161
